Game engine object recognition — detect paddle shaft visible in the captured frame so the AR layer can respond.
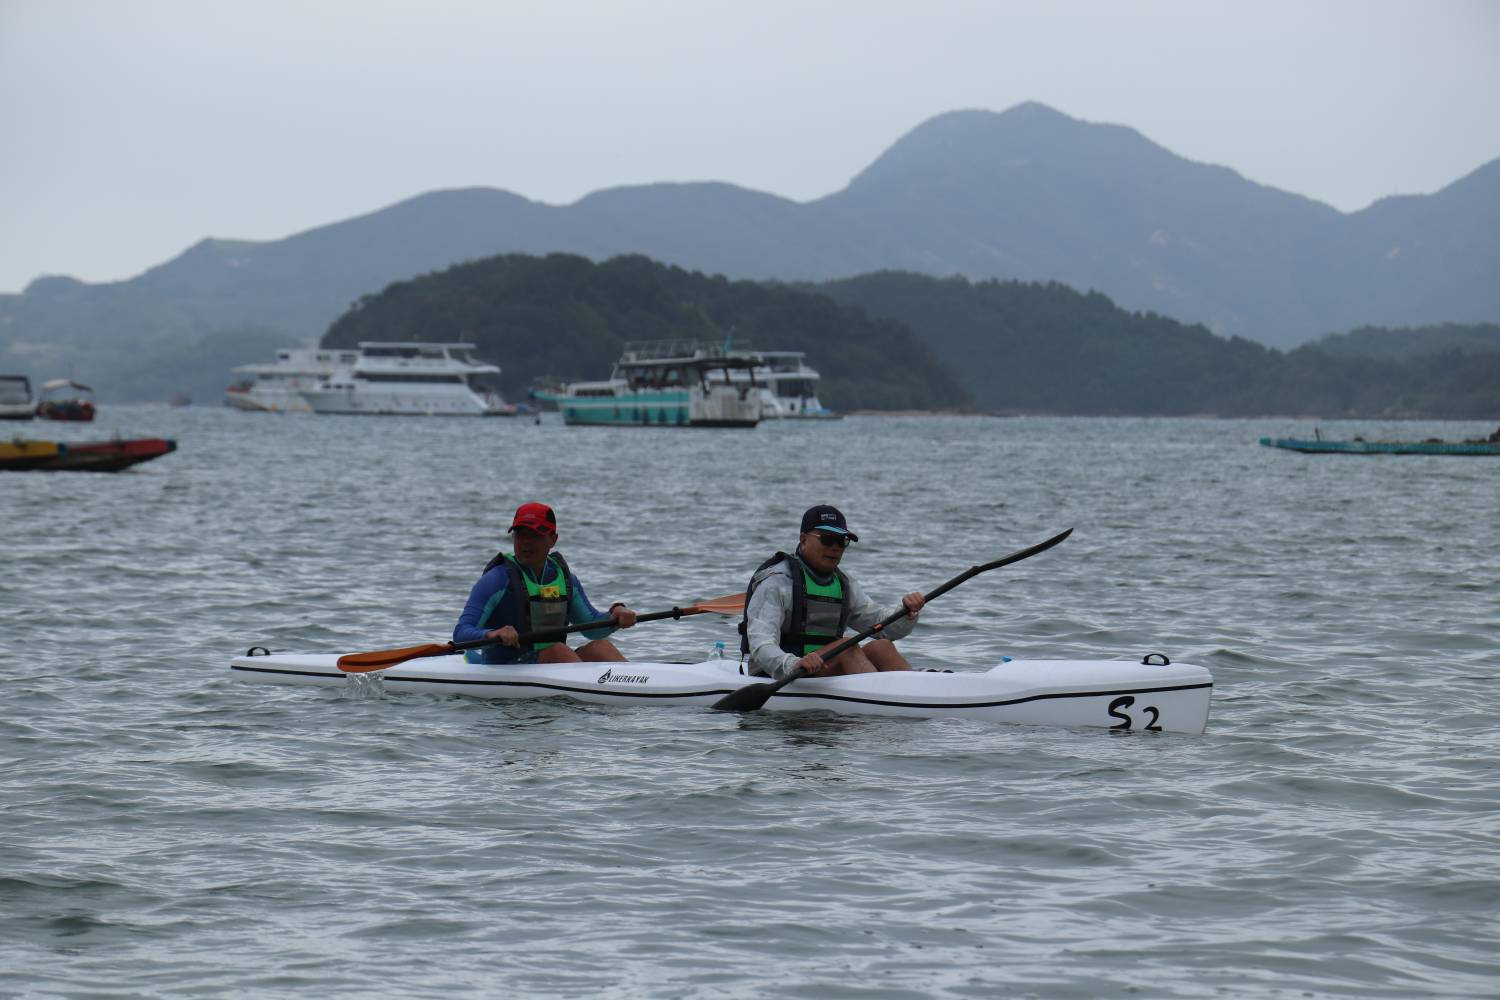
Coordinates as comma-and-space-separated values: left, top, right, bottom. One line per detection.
454, 607, 662, 654
711, 528, 1074, 711
338, 599, 741, 672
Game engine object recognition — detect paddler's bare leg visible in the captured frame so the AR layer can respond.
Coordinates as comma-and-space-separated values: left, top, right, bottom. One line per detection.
538, 643, 583, 663
534, 639, 627, 663
573, 639, 627, 662
863, 638, 912, 671
816, 640, 878, 675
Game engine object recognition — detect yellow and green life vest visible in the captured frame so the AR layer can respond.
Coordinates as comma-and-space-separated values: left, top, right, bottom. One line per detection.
478, 550, 572, 650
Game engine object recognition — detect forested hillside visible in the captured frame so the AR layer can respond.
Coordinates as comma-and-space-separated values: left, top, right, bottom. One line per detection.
322, 254, 970, 412
321, 254, 1498, 419
816, 273, 1500, 418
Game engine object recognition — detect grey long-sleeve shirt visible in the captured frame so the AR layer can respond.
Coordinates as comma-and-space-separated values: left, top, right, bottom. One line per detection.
744, 558, 917, 680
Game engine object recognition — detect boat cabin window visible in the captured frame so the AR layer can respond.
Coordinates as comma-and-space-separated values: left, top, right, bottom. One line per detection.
622, 365, 688, 389
356, 372, 465, 384
0, 377, 30, 404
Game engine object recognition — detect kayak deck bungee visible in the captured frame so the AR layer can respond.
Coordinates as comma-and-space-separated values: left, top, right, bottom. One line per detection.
228, 651, 1213, 733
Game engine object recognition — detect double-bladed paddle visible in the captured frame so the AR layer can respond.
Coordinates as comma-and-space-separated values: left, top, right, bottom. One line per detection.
711, 528, 1074, 712
336, 592, 746, 673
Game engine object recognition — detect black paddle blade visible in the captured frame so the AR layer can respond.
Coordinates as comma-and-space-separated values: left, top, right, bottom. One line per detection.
711, 668, 804, 712
710, 681, 780, 712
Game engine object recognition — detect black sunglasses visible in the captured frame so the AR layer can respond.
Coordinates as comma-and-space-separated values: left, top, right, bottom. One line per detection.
811, 531, 850, 548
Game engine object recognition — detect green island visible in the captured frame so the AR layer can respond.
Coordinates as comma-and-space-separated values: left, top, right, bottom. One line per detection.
323, 253, 1499, 418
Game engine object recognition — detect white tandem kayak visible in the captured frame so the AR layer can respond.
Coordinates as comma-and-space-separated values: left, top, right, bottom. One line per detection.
228, 650, 1213, 733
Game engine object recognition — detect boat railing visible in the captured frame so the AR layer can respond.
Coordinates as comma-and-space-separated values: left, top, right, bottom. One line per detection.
618, 339, 737, 362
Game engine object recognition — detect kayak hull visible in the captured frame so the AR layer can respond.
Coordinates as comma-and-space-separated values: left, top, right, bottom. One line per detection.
228, 653, 1213, 733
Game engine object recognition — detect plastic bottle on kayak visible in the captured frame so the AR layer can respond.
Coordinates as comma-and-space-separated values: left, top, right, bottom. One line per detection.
709, 641, 727, 661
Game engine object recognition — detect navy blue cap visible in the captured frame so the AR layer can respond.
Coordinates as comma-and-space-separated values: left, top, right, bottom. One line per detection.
800, 504, 859, 542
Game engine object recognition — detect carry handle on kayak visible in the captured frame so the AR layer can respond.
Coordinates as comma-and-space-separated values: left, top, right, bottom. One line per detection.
336, 592, 746, 673
711, 529, 1073, 713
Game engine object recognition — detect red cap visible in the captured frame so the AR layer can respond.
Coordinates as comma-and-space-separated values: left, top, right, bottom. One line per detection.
508, 502, 557, 535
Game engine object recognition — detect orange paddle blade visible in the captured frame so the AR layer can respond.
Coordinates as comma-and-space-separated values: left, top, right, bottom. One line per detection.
686, 593, 745, 616
337, 642, 453, 673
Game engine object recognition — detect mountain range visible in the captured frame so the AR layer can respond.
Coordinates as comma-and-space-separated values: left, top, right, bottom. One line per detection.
2, 101, 1496, 401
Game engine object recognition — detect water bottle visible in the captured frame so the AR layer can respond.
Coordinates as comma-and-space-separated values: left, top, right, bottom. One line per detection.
709, 640, 727, 661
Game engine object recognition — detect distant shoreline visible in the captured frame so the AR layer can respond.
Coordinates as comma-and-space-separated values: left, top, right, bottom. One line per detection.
844, 410, 1499, 421
844, 409, 985, 417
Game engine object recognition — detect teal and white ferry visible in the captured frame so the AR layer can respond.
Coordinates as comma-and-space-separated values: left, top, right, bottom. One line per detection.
540, 341, 765, 428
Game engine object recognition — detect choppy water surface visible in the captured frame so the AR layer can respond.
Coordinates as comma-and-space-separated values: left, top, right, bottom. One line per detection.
3, 409, 1498, 998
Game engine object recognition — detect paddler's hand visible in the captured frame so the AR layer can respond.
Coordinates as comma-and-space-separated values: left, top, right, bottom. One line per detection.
795, 651, 829, 676
487, 626, 520, 648
901, 592, 925, 618
609, 603, 637, 628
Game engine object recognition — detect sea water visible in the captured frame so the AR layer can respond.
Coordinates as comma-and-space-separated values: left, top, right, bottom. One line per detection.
2, 408, 1497, 998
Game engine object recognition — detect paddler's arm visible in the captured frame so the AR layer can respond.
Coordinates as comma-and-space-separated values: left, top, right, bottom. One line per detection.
745, 573, 803, 681
844, 577, 921, 642
566, 574, 634, 638
453, 566, 510, 645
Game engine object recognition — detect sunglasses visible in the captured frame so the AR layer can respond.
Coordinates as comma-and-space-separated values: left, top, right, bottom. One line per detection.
811, 531, 850, 548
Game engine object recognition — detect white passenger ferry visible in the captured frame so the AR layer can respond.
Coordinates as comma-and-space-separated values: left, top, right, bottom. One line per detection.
224, 346, 361, 413
538, 341, 763, 428
731, 350, 839, 419
297, 342, 516, 416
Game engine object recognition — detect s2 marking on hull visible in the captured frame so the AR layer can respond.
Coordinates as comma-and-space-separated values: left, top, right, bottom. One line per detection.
1108, 694, 1163, 732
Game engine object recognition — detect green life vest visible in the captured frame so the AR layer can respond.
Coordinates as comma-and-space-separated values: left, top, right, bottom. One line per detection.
738, 551, 851, 656
797, 564, 845, 653
479, 551, 572, 651
516, 555, 569, 649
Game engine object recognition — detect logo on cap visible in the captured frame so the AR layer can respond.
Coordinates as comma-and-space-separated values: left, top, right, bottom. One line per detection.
800, 504, 858, 542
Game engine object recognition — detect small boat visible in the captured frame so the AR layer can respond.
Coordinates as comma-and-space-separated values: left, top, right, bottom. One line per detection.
296, 342, 517, 416
0, 374, 35, 420
0, 437, 176, 472
1260, 433, 1500, 456
536, 340, 765, 428
34, 379, 97, 421
729, 350, 840, 419
227, 651, 1213, 733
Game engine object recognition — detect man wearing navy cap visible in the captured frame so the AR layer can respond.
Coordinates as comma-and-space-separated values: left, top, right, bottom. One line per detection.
739, 504, 924, 679
453, 502, 638, 664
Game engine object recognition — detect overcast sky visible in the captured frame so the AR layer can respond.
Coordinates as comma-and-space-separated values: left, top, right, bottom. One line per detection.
1, 0, 1497, 294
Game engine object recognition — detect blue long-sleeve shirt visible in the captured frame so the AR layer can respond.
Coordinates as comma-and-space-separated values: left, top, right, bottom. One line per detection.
453, 556, 616, 663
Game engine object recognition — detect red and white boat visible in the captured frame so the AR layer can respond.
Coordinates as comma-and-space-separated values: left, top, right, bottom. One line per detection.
34, 379, 97, 421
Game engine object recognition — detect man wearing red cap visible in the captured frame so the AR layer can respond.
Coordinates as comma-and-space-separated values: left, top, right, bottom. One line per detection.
453, 502, 638, 664
740, 504, 924, 679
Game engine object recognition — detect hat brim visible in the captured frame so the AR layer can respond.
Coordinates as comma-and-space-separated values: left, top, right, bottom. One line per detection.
809, 526, 858, 543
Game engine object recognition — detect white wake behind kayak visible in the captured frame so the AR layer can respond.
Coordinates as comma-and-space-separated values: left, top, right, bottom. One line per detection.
228, 651, 1213, 733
